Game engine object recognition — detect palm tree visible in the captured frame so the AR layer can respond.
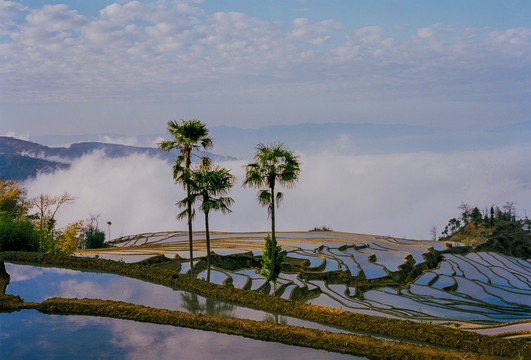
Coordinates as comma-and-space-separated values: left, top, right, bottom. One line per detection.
180, 157, 235, 282
243, 143, 301, 286
158, 118, 213, 277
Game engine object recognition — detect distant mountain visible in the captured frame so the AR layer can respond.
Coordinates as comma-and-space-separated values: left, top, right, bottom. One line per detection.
23, 120, 531, 160
0, 153, 69, 180
0, 137, 235, 181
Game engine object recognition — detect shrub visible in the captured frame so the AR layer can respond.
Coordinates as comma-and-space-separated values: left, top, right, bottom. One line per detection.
0, 215, 39, 251
309, 225, 333, 232
84, 228, 106, 249
260, 234, 284, 283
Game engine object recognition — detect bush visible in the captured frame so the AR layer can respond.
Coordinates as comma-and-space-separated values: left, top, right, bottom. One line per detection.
0, 215, 40, 251
309, 225, 333, 232
260, 234, 284, 283
84, 228, 106, 249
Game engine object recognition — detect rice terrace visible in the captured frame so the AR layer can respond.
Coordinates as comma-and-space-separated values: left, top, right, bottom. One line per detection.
2, 227, 530, 359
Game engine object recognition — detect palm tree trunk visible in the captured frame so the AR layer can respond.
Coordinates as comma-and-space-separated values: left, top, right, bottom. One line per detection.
256, 185, 276, 293
269, 185, 276, 283
205, 209, 211, 283
187, 183, 194, 277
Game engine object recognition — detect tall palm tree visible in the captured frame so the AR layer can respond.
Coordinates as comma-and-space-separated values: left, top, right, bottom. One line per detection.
180, 157, 235, 282
158, 118, 213, 277
243, 143, 301, 285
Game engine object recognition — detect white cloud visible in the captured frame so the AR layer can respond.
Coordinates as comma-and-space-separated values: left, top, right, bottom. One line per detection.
22, 144, 531, 241
0, 0, 27, 35
2, 130, 29, 140
24, 151, 180, 238
287, 17, 336, 45
99, 135, 140, 146
1, 1, 529, 131
489, 27, 531, 56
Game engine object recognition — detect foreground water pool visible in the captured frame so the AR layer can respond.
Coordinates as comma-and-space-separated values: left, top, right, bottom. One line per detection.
0, 310, 361, 360
3, 263, 351, 333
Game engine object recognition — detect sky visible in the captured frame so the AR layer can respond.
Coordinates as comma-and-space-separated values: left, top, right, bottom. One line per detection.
1, 0, 530, 136
2, 1, 531, 239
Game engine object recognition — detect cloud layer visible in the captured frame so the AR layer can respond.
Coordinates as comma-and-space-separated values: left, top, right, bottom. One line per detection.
23, 145, 531, 240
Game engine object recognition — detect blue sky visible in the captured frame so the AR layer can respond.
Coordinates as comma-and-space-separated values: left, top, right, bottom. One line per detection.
1, 0, 530, 137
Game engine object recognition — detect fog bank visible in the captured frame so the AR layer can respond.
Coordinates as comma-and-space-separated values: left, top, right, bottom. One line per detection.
24, 145, 531, 240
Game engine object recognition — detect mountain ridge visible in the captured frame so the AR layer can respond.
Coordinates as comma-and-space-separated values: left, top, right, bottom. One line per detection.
0, 137, 235, 181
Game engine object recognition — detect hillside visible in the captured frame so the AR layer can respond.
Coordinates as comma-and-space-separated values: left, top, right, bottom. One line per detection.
0, 137, 235, 180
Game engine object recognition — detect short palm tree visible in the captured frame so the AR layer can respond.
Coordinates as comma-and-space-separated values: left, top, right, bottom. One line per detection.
243, 143, 301, 285
158, 118, 213, 276
179, 157, 235, 281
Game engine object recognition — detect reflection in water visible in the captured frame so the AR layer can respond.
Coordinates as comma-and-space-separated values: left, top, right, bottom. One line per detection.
181, 293, 235, 317
264, 313, 288, 325
0, 311, 360, 360
3, 263, 349, 333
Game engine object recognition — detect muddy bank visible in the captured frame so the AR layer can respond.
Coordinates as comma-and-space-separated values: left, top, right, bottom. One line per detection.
0, 261, 9, 294
0, 251, 528, 359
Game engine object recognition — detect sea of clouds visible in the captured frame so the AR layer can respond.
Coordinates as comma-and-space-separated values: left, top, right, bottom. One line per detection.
23, 144, 531, 241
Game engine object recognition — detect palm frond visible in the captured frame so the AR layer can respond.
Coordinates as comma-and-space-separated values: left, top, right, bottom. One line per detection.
177, 207, 195, 221
258, 190, 272, 209
276, 192, 283, 207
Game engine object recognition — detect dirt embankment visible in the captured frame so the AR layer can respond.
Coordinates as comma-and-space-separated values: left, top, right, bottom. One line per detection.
0, 261, 9, 294
1, 252, 529, 359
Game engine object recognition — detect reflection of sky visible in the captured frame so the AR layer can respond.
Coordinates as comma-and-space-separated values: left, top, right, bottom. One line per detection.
3, 263, 350, 333
0, 311, 361, 360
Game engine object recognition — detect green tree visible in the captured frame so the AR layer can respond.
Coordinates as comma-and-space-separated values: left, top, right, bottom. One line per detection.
84, 228, 106, 249
180, 157, 235, 282
83, 214, 106, 249
0, 215, 39, 251
470, 207, 482, 226
243, 143, 301, 287
158, 118, 213, 276
441, 217, 462, 237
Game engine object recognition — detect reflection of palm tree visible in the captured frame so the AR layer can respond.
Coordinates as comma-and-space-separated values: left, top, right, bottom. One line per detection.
205, 298, 235, 317
181, 292, 203, 314
263, 313, 287, 325
180, 157, 235, 282
243, 143, 301, 286
158, 119, 213, 277
181, 292, 236, 317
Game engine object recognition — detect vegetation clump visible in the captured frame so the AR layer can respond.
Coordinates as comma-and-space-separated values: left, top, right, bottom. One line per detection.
309, 225, 333, 232
439, 201, 531, 259
260, 234, 285, 284
475, 222, 531, 259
